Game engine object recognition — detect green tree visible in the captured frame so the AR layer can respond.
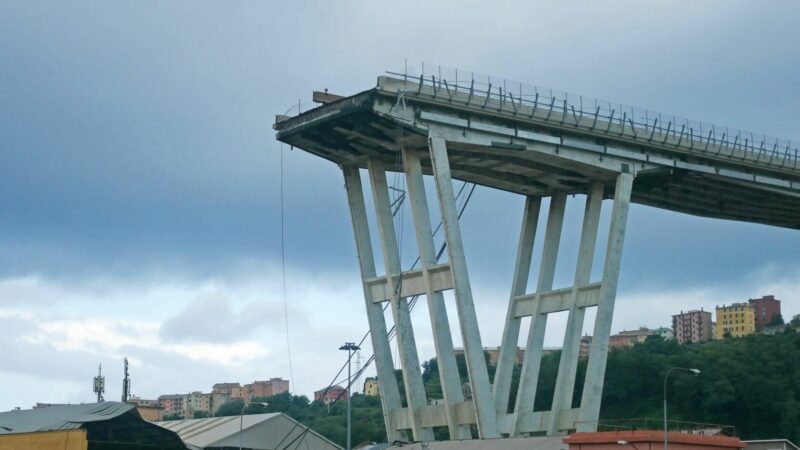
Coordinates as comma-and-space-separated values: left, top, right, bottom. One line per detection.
767, 313, 784, 326
201, 332, 800, 446
214, 398, 245, 417
250, 392, 311, 420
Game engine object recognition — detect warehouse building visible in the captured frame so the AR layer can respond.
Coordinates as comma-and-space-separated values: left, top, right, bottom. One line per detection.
157, 413, 341, 450
0, 402, 185, 450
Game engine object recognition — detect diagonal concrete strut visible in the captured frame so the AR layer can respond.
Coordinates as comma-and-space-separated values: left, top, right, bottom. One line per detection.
428, 130, 499, 438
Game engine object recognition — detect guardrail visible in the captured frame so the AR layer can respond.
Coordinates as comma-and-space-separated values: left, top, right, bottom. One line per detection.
385, 62, 799, 170
574, 418, 736, 436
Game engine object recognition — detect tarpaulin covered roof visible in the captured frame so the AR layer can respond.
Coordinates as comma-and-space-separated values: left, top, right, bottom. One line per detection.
0, 402, 187, 450
0, 402, 134, 434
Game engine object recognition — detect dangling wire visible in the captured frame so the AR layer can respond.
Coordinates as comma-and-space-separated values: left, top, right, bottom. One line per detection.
280, 142, 296, 393
277, 180, 478, 450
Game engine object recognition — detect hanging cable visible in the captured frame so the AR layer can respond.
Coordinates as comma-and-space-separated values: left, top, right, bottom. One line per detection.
280, 142, 296, 393
277, 180, 478, 450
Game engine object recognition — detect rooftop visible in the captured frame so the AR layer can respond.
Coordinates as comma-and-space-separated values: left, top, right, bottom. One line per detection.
157, 413, 341, 450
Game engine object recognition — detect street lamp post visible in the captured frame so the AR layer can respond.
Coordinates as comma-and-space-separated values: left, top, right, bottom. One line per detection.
339, 342, 360, 450
240, 401, 268, 450
663, 367, 700, 450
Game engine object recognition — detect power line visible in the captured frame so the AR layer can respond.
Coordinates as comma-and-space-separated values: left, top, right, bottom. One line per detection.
277, 181, 477, 450
281, 142, 296, 393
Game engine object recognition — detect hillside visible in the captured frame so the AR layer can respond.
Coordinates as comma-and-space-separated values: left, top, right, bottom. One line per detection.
215, 328, 800, 447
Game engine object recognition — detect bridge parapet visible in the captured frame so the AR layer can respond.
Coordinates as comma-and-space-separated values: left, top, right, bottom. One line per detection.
385, 62, 799, 175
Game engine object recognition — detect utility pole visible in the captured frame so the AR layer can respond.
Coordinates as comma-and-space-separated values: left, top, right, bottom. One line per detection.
121, 358, 130, 403
664, 367, 700, 450
339, 342, 360, 450
93, 364, 105, 403
354, 350, 363, 394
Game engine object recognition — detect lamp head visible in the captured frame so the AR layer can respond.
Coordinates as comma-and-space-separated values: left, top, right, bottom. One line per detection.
617, 441, 629, 445
339, 342, 360, 351
689, 368, 701, 375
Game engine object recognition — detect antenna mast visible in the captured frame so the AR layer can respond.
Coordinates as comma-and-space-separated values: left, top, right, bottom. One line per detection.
93, 364, 105, 403
121, 357, 130, 403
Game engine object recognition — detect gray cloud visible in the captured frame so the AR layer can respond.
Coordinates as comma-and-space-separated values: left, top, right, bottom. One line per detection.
2, 0, 800, 410
0, 313, 268, 405
0, 268, 369, 408
0, 317, 101, 385
159, 293, 287, 343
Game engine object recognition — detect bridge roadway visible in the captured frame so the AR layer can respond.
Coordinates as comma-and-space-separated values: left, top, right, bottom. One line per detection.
276, 76, 800, 229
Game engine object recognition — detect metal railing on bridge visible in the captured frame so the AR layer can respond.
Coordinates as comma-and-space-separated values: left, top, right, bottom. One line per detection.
385, 62, 800, 170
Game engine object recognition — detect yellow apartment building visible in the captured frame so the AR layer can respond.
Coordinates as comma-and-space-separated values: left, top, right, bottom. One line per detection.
363, 377, 380, 397
715, 302, 756, 339
186, 392, 211, 417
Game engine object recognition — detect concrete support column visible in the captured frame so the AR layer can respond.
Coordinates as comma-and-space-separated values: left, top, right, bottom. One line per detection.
401, 145, 471, 440
428, 133, 500, 438
367, 160, 434, 442
548, 182, 604, 435
512, 193, 567, 435
342, 166, 407, 443
576, 171, 634, 432
493, 196, 541, 417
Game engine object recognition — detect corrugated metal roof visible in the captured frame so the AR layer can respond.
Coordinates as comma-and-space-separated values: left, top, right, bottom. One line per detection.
156, 413, 341, 450
380, 437, 566, 450
745, 440, 800, 450
0, 402, 135, 434
157, 414, 280, 448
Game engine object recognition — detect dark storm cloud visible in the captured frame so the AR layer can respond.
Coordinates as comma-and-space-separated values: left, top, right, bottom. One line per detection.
1, 0, 799, 287
0, 1, 354, 279
4, 0, 798, 411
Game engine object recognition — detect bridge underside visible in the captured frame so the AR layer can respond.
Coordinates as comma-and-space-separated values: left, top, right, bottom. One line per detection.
275, 76, 800, 441
278, 79, 800, 229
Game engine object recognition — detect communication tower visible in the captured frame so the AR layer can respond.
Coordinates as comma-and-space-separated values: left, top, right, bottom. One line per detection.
93, 364, 105, 403
121, 357, 131, 403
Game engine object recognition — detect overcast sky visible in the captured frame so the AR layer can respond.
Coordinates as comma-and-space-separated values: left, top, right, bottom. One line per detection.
1, 1, 800, 411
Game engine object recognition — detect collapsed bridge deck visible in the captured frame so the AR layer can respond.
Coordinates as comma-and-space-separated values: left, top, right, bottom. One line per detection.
276, 76, 800, 229
273, 71, 799, 440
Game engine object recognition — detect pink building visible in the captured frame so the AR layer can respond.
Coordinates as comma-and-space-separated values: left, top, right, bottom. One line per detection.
157, 394, 186, 415
246, 378, 290, 402
314, 385, 347, 404
609, 327, 656, 349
